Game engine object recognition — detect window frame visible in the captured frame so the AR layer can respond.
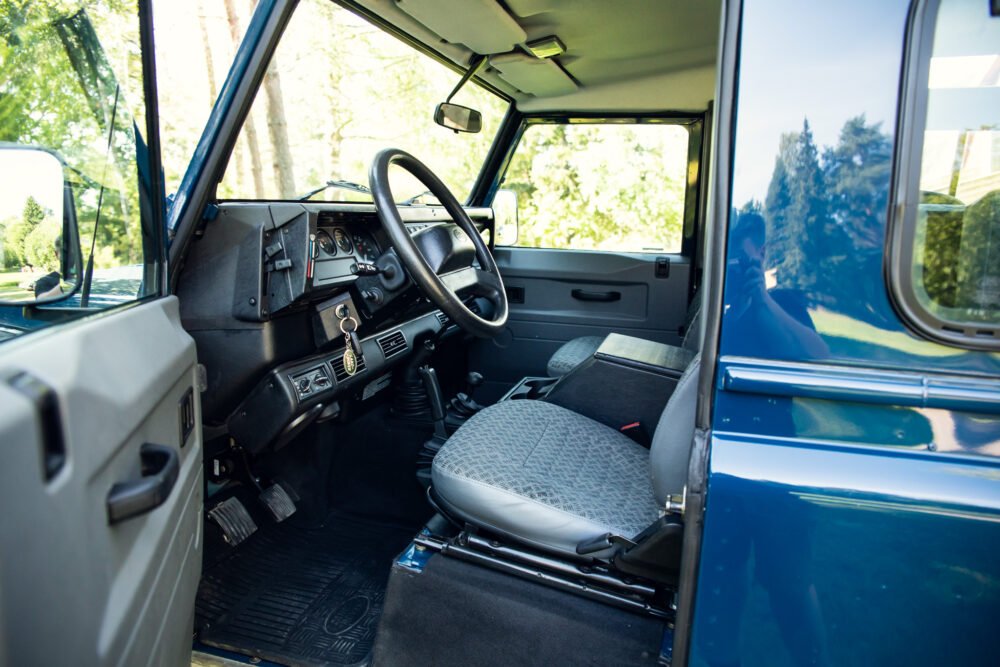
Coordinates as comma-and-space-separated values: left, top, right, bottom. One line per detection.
886, 0, 1000, 350
490, 113, 704, 258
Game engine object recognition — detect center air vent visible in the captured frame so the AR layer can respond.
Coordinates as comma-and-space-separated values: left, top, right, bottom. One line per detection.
331, 352, 367, 381
377, 330, 407, 359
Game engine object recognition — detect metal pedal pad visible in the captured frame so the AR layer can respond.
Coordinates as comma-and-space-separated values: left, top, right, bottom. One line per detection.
207, 497, 257, 547
259, 483, 296, 522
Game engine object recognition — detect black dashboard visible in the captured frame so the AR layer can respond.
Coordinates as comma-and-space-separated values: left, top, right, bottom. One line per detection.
177, 201, 495, 446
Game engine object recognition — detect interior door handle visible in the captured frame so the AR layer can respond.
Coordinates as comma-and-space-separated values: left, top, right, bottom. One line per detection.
107, 443, 180, 525
571, 289, 621, 302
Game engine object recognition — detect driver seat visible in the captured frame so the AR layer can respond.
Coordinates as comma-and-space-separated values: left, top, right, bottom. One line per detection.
431, 356, 700, 559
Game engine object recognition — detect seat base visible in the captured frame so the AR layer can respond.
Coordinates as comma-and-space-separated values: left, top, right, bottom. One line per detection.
431, 399, 661, 559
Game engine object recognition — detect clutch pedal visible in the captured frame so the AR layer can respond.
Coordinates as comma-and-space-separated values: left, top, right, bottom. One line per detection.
207, 497, 257, 547
259, 483, 297, 522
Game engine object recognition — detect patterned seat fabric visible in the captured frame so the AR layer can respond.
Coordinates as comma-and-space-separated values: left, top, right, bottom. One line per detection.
431, 399, 661, 558
545, 336, 605, 377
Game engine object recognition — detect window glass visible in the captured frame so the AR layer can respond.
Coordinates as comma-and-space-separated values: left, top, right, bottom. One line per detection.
219, 0, 509, 203
908, 0, 1000, 331
153, 0, 250, 199
499, 122, 689, 254
0, 1, 153, 341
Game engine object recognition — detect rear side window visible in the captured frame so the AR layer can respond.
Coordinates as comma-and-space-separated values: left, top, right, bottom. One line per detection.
499, 122, 692, 254
889, 0, 1000, 348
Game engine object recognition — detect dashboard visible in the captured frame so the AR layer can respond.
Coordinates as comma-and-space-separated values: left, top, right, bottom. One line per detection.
177, 200, 495, 450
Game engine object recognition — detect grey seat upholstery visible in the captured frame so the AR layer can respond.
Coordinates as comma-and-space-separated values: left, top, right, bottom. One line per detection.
546, 336, 606, 377
547, 293, 702, 378
432, 356, 701, 559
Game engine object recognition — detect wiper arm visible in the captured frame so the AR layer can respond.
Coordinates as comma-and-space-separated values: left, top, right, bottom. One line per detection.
401, 190, 436, 206
298, 179, 371, 201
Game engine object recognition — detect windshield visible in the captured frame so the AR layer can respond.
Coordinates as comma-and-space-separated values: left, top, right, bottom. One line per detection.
219, 0, 509, 204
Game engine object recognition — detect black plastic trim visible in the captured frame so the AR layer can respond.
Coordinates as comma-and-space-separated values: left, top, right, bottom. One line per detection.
673, 0, 743, 664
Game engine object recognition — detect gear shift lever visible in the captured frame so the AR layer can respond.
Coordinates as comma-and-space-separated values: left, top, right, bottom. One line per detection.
450, 371, 484, 418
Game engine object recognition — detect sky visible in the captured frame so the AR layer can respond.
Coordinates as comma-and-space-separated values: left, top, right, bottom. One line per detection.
0, 150, 63, 222
729, 0, 910, 206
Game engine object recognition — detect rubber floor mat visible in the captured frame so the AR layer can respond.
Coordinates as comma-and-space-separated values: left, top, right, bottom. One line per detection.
196, 512, 416, 666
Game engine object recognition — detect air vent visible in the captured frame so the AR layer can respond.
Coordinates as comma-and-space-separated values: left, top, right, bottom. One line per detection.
331, 352, 367, 382
376, 330, 407, 359
436, 311, 448, 326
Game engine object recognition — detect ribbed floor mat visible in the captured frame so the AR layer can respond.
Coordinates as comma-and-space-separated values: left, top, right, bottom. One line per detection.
196, 513, 415, 666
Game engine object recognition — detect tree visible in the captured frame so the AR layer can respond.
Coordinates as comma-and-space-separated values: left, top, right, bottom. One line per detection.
223, 0, 265, 197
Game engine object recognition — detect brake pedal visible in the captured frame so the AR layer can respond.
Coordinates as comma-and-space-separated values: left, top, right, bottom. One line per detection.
259, 483, 296, 522
207, 497, 257, 547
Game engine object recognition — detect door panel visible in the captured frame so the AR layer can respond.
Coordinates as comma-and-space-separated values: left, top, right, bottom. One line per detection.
471, 246, 690, 395
0, 297, 202, 666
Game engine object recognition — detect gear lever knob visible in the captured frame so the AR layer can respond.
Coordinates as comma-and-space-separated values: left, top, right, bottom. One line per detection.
466, 371, 484, 393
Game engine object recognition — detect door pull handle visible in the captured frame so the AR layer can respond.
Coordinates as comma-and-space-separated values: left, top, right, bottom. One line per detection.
107, 443, 180, 524
571, 289, 621, 302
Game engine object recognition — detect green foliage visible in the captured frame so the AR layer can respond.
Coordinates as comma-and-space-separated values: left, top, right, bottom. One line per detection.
0, 1, 143, 273
503, 123, 688, 253
2, 196, 59, 270
919, 190, 964, 308
955, 189, 1000, 316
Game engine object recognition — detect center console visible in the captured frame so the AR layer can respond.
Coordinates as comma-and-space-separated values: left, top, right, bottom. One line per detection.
503, 333, 695, 442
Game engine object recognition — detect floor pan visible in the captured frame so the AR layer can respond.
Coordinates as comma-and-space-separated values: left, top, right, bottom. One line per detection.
195, 512, 415, 666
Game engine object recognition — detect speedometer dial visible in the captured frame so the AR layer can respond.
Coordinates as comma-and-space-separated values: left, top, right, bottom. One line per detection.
315, 229, 336, 256
352, 232, 379, 262
333, 228, 353, 254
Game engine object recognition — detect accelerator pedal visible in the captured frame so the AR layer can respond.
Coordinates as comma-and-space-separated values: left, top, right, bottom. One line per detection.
208, 497, 257, 547
259, 483, 297, 522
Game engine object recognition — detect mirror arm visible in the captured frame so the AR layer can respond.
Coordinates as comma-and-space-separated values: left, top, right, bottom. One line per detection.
445, 54, 488, 103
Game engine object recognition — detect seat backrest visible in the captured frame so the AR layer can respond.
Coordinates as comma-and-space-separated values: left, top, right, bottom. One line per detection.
649, 355, 701, 505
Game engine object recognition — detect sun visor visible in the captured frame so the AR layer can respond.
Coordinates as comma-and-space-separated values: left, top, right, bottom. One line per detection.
488, 52, 578, 96
395, 0, 526, 54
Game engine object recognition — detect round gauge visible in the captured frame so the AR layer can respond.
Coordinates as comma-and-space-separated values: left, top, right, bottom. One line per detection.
314, 229, 336, 256
333, 228, 353, 254
352, 232, 379, 262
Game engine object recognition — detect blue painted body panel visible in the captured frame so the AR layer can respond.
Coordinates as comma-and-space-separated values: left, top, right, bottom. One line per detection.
692, 0, 1000, 664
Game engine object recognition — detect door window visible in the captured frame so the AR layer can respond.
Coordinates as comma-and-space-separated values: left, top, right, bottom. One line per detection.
0, 2, 158, 341
890, 0, 1000, 347
499, 122, 690, 254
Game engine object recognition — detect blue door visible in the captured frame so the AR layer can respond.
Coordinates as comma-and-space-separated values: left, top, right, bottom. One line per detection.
691, 1, 1000, 665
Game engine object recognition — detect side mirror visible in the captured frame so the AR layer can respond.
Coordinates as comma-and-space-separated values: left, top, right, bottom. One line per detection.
0, 146, 82, 305
434, 103, 483, 134
493, 189, 519, 246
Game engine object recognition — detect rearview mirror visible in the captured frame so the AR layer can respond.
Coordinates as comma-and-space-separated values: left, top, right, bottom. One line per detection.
434, 103, 483, 133
0, 146, 82, 305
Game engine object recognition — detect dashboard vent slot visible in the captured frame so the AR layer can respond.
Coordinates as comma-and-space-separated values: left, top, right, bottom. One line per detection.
376, 330, 407, 359
436, 311, 448, 326
331, 352, 367, 382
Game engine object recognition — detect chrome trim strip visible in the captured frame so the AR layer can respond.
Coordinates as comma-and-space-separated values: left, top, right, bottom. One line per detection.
720, 356, 1000, 414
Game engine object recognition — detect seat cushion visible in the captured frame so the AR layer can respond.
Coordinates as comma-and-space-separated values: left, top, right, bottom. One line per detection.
431, 400, 661, 558
546, 336, 604, 377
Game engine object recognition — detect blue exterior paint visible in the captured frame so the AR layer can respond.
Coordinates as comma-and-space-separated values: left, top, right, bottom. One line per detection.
692, 0, 1000, 665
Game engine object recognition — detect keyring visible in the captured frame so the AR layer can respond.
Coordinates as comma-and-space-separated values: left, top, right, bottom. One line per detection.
339, 316, 359, 334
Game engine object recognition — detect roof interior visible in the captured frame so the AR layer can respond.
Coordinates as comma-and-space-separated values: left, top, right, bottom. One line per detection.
348, 0, 722, 113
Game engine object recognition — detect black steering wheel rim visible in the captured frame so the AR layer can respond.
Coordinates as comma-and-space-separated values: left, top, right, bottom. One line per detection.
369, 148, 508, 338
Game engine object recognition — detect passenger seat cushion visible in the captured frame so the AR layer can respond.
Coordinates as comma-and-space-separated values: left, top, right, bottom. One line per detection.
546, 336, 604, 377
432, 400, 661, 555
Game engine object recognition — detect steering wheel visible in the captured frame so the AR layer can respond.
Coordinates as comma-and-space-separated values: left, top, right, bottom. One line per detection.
369, 148, 508, 338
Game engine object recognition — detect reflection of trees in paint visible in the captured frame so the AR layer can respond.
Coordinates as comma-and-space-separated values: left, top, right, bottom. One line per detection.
752, 115, 893, 322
